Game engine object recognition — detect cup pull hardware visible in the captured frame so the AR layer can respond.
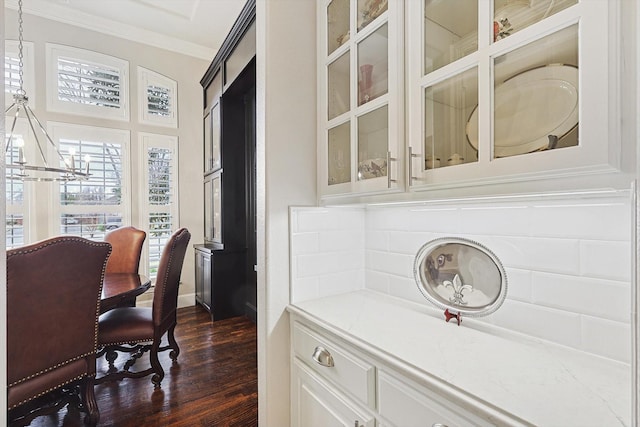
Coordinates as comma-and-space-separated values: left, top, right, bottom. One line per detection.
311, 346, 334, 367
386, 151, 397, 189
408, 146, 420, 185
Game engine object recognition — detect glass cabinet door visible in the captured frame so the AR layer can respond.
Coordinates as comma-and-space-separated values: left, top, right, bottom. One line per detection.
204, 71, 222, 174
212, 172, 222, 244
408, 0, 616, 192
203, 110, 212, 172
320, 0, 403, 198
210, 102, 221, 171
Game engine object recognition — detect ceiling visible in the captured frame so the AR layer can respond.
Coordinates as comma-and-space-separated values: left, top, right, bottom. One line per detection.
4, 0, 247, 60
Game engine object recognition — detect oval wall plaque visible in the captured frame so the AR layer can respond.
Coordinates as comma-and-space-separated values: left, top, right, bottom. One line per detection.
413, 238, 508, 320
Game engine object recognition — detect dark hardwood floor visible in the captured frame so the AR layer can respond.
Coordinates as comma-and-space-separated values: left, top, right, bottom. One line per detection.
26, 306, 258, 427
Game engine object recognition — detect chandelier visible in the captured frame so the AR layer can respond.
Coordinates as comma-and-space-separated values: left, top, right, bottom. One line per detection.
5, 0, 90, 182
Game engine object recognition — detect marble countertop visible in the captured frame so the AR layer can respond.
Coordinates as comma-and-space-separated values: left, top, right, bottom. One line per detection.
288, 290, 631, 427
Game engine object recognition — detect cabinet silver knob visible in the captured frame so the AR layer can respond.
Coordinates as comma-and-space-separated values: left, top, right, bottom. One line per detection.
311, 346, 334, 367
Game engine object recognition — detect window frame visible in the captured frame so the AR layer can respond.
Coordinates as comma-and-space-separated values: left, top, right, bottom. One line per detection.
4, 40, 35, 108
48, 122, 131, 239
4, 118, 35, 249
137, 66, 178, 128
138, 132, 179, 280
46, 43, 130, 121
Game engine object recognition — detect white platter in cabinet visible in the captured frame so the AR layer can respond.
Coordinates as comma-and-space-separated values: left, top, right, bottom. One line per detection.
466, 64, 578, 158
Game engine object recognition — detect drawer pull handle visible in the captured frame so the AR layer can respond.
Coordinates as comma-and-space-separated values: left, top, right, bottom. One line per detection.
311, 346, 334, 367
432, 424, 449, 427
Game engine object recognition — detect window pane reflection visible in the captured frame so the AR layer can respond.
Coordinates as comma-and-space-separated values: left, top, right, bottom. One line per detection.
328, 122, 351, 185
358, 105, 388, 180
328, 0, 350, 55
424, 67, 478, 169
424, 0, 478, 74
358, 24, 388, 106
328, 53, 350, 120
493, 0, 577, 42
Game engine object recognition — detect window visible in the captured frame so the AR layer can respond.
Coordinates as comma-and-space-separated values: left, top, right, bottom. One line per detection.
4, 40, 35, 107
139, 133, 178, 279
138, 67, 178, 128
4, 119, 32, 249
49, 122, 131, 239
46, 44, 129, 121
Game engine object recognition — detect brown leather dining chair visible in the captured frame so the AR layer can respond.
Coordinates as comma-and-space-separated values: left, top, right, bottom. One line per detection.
104, 226, 146, 307
7, 236, 111, 426
104, 226, 146, 274
96, 228, 191, 388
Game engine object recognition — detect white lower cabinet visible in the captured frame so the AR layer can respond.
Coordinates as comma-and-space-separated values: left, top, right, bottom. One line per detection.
291, 317, 497, 427
293, 358, 375, 427
377, 370, 488, 427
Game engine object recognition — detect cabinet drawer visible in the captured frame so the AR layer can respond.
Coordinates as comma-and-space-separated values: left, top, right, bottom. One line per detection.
292, 358, 374, 427
378, 370, 492, 427
292, 321, 375, 408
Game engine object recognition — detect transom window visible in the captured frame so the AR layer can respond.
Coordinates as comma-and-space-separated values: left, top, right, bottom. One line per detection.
46, 44, 129, 121
138, 67, 177, 128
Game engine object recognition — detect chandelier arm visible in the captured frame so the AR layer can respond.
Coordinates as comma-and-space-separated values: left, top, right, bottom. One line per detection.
5, 101, 17, 115
5, 0, 90, 183
6, 105, 22, 153
25, 104, 71, 166
22, 105, 50, 167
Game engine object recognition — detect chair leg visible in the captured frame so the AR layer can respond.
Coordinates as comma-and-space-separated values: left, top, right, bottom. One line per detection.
150, 341, 165, 388
105, 349, 119, 372
167, 323, 180, 361
80, 377, 99, 426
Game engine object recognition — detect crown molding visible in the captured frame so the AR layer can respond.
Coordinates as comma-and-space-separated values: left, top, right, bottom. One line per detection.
5, 0, 215, 60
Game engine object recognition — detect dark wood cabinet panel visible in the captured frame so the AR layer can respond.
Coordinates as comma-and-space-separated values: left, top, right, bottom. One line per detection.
196, 0, 256, 322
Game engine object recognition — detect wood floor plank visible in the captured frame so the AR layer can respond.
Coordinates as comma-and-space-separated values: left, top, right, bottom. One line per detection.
21, 306, 258, 427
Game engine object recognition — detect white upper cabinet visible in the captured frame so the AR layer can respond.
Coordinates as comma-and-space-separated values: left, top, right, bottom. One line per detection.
318, 0, 404, 198
406, 0, 623, 192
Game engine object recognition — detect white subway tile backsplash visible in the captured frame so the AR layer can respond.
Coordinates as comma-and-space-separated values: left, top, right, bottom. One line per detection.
291, 276, 319, 303
366, 250, 414, 278
297, 251, 363, 278
530, 201, 630, 241
581, 316, 631, 364
503, 268, 533, 303
388, 231, 440, 255
365, 270, 390, 294
365, 230, 389, 251
486, 236, 580, 275
406, 207, 461, 233
319, 269, 364, 296
318, 230, 364, 252
296, 207, 364, 232
532, 272, 630, 323
289, 191, 633, 363
580, 240, 631, 282
489, 299, 582, 349
459, 205, 531, 236
290, 232, 319, 255
389, 275, 427, 305
366, 207, 415, 231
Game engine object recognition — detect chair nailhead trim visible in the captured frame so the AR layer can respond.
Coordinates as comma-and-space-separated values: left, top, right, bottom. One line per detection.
8, 372, 93, 410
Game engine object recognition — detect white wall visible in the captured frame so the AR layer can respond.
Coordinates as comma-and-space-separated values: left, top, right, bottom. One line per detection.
256, 0, 317, 426
1, 0, 7, 417
291, 190, 633, 365
3, 10, 208, 303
